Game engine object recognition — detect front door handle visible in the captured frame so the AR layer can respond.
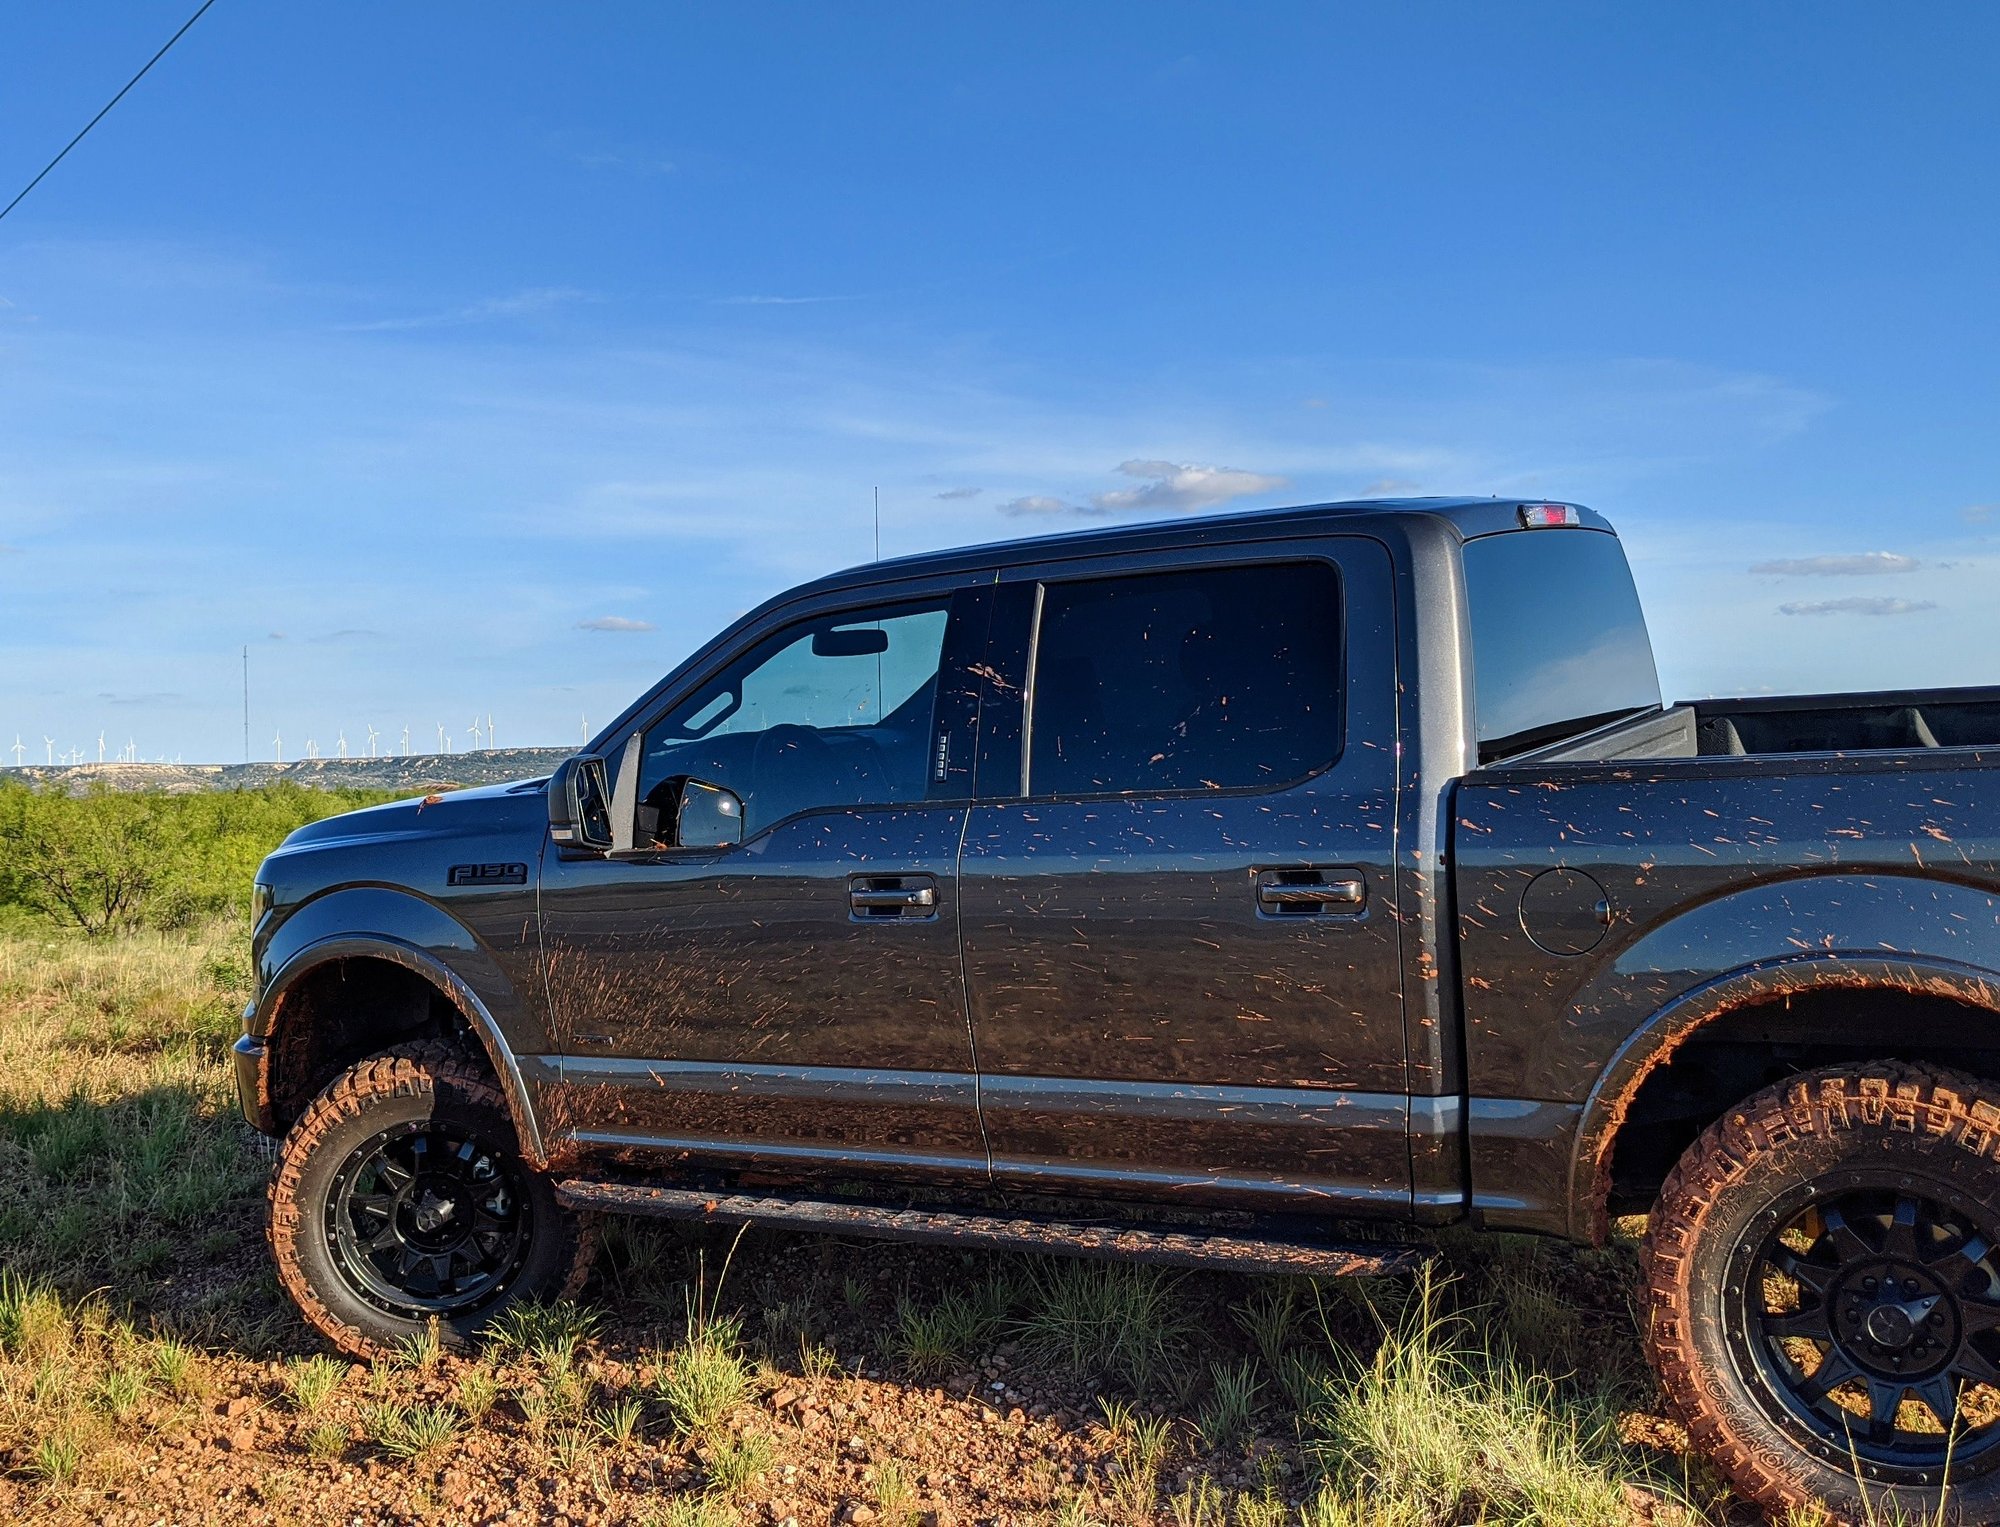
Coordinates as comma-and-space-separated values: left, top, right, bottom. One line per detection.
1255, 867, 1366, 916
849, 874, 939, 920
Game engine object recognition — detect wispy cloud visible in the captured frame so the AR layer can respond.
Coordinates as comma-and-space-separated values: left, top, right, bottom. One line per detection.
577, 615, 656, 633
999, 459, 1286, 518
98, 690, 184, 706
999, 494, 1071, 517
711, 294, 861, 307
1964, 505, 1996, 525
1357, 478, 1421, 498
307, 628, 381, 643
1093, 459, 1285, 513
343, 287, 592, 333
1752, 552, 1920, 576
575, 150, 676, 176
1778, 597, 1938, 617
934, 486, 982, 500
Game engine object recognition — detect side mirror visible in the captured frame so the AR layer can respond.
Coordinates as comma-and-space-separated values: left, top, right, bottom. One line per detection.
547, 755, 612, 851
675, 779, 744, 849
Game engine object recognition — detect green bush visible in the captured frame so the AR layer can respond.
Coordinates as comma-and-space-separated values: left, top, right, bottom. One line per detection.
0, 781, 400, 935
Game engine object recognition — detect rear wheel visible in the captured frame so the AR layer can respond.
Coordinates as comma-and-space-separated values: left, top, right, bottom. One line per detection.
269, 1042, 593, 1358
1645, 1063, 2000, 1523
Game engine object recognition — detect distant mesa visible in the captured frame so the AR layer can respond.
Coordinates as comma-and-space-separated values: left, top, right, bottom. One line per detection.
0, 749, 576, 796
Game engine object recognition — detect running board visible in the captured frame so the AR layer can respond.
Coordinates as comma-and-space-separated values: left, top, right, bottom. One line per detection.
554, 1180, 1425, 1278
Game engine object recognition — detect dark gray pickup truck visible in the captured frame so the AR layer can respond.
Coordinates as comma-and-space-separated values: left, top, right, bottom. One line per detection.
239, 497, 2000, 1520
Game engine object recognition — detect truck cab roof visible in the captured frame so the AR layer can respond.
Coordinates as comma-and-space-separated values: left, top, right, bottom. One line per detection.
787, 496, 1613, 603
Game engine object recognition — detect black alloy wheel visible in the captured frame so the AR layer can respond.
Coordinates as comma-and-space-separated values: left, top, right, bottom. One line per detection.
1726, 1178, 2000, 1483
327, 1119, 534, 1317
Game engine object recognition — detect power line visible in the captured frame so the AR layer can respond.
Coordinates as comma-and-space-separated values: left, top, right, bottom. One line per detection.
0, 0, 220, 227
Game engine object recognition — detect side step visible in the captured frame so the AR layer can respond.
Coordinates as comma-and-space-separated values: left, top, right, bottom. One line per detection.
555, 1180, 1425, 1278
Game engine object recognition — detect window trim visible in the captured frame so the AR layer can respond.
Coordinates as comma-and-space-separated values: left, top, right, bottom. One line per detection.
1011, 554, 1349, 806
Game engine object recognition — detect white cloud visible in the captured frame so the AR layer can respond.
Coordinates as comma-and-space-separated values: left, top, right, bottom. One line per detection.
1777, 597, 1938, 617
711, 294, 860, 307
1751, 552, 1920, 576
1964, 505, 1996, 525
577, 616, 656, 632
934, 486, 981, 500
1090, 459, 1285, 513
344, 287, 591, 333
999, 495, 1072, 516
1357, 478, 1421, 498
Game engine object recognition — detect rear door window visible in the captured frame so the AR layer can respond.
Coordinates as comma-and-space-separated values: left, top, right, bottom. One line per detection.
1025, 561, 1343, 796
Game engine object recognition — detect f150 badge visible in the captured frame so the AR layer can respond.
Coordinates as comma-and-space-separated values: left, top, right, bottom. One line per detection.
447, 862, 528, 887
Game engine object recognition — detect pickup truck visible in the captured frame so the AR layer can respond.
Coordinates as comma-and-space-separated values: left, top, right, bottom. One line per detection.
238, 497, 2000, 1522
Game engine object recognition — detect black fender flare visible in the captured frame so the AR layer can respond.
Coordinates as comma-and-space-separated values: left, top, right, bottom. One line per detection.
259, 931, 548, 1168
1567, 950, 2000, 1241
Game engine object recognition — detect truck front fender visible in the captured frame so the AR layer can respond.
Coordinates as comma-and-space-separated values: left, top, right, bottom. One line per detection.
251, 887, 549, 1166
1564, 870, 2000, 1240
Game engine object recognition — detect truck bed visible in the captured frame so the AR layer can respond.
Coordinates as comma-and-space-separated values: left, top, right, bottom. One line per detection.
1448, 694, 2000, 1237
1516, 684, 2000, 763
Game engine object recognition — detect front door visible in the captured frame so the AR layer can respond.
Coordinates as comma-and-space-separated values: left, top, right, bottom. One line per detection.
538, 587, 991, 1184
957, 540, 1409, 1213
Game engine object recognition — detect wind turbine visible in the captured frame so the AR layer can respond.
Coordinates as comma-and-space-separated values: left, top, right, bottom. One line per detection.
400, 725, 411, 756
125, 738, 136, 764
365, 725, 379, 758
273, 730, 283, 763
580, 712, 589, 744
42, 736, 54, 765
487, 712, 496, 751
468, 715, 484, 751
436, 722, 448, 754
337, 730, 348, 760
97, 731, 106, 763
9, 736, 22, 766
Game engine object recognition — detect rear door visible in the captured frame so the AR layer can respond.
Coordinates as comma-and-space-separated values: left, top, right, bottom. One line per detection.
957, 539, 1408, 1213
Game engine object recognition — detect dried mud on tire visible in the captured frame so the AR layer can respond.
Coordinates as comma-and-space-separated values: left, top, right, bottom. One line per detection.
1644, 1061, 2000, 1525
267, 1041, 594, 1360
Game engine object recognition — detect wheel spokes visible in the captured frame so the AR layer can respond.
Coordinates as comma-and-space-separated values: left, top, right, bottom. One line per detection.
1821, 1204, 1876, 1263
1915, 1375, 1959, 1429
1883, 1195, 1923, 1261
1762, 1305, 1834, 1342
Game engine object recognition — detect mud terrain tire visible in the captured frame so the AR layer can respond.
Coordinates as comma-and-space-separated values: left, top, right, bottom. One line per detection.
1646, 1062, 2000, 1524
270, 1042, 592, 1358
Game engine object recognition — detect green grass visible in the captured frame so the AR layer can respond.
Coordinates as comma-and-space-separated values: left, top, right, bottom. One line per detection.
651, 1312, 751, 1438
1301, 1265, 1698, 1527
365, 1400, 462, 1460
1013, 1259, 1194, 1394
283, 1352, 346, 1415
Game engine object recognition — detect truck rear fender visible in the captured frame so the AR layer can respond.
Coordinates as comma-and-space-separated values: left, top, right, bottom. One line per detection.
1566, 870, 2000, 1241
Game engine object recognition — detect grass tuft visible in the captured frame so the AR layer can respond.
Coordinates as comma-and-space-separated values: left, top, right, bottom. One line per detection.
1013, 1259, 1192, 1393
283, 1352, 346, 1415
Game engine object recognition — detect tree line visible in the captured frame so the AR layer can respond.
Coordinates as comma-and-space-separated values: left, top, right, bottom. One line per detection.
0, 782, 403, 935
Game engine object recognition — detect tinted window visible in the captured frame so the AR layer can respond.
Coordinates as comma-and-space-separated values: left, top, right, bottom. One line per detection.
1027, 562, 1342, 796
1461, 529, 1661, 762
637, 602, 949, 839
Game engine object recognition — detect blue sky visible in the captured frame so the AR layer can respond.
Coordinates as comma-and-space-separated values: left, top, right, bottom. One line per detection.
2, 2, 1995, 764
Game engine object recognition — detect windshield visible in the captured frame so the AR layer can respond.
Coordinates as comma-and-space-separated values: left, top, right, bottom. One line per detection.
1462, 528, 1661, 762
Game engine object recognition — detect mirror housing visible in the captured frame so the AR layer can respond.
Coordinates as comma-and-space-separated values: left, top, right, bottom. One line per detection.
547, 755, 612, 851
675, 779, 744, 849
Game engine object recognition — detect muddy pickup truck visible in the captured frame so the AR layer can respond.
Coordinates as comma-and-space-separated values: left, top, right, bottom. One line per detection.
238, 497, 2000, 1520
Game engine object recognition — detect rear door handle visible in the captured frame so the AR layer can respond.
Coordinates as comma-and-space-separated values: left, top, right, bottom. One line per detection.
849, 874, 939, 920
1255, 867, 1366, 916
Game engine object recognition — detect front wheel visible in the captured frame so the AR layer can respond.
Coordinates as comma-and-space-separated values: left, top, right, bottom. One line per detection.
269, 1042, 593, 1358
1645, 1063, 2000, 1523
